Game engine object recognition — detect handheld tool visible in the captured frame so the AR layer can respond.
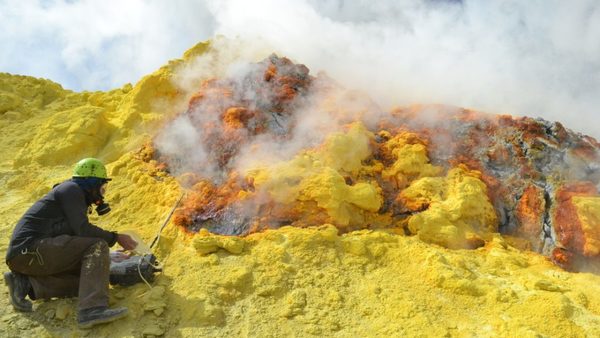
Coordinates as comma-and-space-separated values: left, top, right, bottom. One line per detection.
108, 192, 184, 287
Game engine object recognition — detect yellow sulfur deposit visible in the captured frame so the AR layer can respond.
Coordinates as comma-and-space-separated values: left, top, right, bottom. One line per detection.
248, 122, 384, 228
381, 131, 443, 187
1, 41, 600, 337
402, 165, 498, 249
319, 122, 373, 174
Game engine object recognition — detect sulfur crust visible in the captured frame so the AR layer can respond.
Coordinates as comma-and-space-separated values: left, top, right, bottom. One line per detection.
0, 41, 600, 337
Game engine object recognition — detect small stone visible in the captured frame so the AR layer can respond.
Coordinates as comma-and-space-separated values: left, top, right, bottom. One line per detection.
143, 300, 166, 312
534, 279, 562, 292
142, 323, 164, 337
55, 303, 72, 320
219, 237, 245, 254
44, 309, 56, 319
192, 237, 219, 255
16, 318, 30, 330
1, 313, 18, 322
4, 111, 21, 120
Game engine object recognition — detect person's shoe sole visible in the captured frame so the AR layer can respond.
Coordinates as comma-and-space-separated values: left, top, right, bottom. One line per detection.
3, 272, 33, 312
78, 309, 128, 329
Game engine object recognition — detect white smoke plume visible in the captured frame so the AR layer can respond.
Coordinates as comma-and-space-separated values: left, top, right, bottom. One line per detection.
156, 38, 388, 179
154, 114, 218, 178
207, 0, 600, 138
2, 0, 600, 138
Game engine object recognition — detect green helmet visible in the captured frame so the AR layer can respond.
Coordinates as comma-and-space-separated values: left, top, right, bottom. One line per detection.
72, 158, 111, 180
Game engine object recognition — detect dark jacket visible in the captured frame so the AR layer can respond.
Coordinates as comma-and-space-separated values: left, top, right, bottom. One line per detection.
5, 180, 117, 262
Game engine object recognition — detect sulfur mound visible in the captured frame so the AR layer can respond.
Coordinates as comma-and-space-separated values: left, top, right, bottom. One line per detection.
159, 54, 600, 270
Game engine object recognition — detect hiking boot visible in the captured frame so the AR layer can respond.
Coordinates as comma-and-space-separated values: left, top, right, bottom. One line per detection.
3, 272, 33, 312
78, 306, 128, 329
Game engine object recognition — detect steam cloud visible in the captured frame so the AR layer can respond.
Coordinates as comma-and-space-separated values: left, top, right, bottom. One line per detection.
2, 0, 600, 137
209, 0, 600, 138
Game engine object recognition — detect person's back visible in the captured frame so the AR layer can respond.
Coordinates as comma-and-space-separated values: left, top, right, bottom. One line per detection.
3, 158, 137, 328
6, 180, 114, 261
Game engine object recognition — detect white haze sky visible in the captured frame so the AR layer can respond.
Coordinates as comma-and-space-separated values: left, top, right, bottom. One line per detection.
1, 0, 600, 137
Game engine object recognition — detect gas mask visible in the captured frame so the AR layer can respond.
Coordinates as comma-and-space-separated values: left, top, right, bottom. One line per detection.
95, 200, 111, 215
87, 182, 110, 215
95, 182, 110, 215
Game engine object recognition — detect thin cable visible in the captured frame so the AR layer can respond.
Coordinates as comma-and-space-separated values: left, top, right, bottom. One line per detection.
137, 256, 153, 290
150, 192, 185, 249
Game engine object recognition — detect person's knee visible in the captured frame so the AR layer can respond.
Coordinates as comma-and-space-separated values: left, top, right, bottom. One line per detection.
80, 239, 110, 277
85, 239, 109, 258
95, 240, 109, 255
82, 239, 110, 269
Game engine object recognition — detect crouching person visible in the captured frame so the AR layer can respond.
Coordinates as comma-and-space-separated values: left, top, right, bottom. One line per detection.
3, 158, 137, 329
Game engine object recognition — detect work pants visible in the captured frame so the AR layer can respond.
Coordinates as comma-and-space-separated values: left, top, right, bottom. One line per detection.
6, 235, 110, 310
